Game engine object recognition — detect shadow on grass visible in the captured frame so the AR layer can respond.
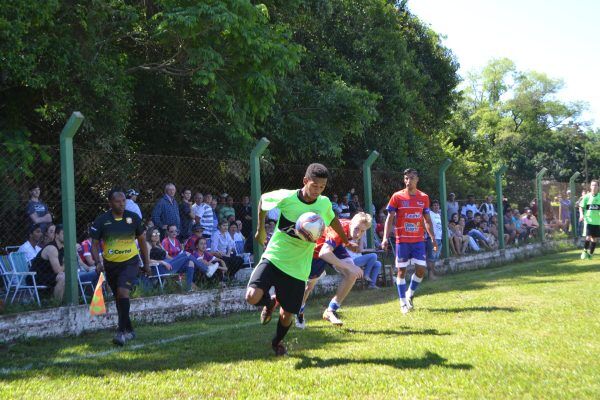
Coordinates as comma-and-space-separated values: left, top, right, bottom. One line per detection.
342, 327, 451, 336
426, 306, 519, 313
293, 351, 472, 371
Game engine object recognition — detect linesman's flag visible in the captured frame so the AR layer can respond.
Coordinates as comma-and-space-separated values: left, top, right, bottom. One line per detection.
89, 272, 106, 316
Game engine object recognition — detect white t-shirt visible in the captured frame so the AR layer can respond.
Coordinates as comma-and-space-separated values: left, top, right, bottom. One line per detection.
429, 211, 443, 240
125, 199, 142, 219
18, 241, 42, 263
461, 203, 479, 217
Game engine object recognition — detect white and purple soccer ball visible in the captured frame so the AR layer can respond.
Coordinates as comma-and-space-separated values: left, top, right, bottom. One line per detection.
295, 212, 325, 242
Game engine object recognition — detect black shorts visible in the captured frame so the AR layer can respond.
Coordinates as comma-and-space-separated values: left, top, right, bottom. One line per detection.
584, 223, 600, 237
247, 258, 305, 314
104, 257, 140, 293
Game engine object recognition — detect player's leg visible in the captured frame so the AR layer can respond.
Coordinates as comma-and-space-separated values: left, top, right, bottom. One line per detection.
406, 242, 427, 309
272, 268, 305, 356
296, 275, 321, 329
587, 225, 599, 258
395, 243, 410, 313
323, 257, 359, 326
111, 259, 139, 345
246, 259, 277, 324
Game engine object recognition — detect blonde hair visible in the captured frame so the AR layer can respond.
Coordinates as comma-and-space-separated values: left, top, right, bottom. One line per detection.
351, 212, 372, 229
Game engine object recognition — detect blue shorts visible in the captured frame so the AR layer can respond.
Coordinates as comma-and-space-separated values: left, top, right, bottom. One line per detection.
396, 242, 426, 268
426, 239, 442, 261
309, 246, 350, 279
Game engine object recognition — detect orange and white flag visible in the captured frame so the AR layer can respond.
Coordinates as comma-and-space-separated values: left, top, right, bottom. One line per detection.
89, 273, 106, 316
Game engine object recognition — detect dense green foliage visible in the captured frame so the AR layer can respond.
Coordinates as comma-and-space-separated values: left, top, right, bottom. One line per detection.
2, 251, 599, 398
1, 0, 596, 194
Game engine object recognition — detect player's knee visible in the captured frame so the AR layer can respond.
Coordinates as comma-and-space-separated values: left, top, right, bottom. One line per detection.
245, 287, 259, 304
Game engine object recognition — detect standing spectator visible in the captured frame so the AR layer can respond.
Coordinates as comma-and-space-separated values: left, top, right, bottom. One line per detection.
161, 224, 183, 258
349, 194, 361, 216
237, 195, 253, 238
330, 194, 341, 216
479, 195, 496, 218
446, 193, 459, 221
18, 223, 43, 262
26, 184, 52, 232
91, 189, 150, 346
125, 189, 142, 219
219, 196, 236, 222
151, 183, 180, 239
558, 193, 571, 233
425, 200, 443, 280
30, 224, 66, 302
198, 193, 215, 238
191, 192, 204, 224
461, 195, 479, 218
211, 219, 244, 279
210, 197, 219, 233
178, 187, 194, 241
339, 196, 351, 219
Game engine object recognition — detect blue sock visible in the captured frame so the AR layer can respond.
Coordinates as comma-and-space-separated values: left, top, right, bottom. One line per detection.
328, 300, 340, 311
299, 304, 305, 315
409, 273, 423, 293
396, 277, 406, 304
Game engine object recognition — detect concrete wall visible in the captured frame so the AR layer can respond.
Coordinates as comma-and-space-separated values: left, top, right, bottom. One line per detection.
0, 239, 574, 343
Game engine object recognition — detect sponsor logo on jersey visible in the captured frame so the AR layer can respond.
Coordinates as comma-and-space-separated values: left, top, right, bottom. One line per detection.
417, 201, 424, 206
126, 217, 132, 224
404, 222, 417, 232
405, 213, 421, 219
107, 248, 132, 255
402, 201, 410, 207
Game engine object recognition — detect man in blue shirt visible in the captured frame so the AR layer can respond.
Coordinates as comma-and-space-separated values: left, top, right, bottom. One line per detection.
151, 183, 180, 239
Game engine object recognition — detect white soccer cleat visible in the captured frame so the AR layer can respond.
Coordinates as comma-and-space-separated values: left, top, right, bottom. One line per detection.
323, 309, 343, 326
206, 263, 218, 278
400, 303, 410, 314
295, 313, 306, 329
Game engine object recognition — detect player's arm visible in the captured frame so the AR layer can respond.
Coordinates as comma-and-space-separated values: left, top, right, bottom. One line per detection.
423, 213, 438, 252
92, 239, 104, 273
329, 217, 359, 252
254, 198, 267, 246
381, 210, 395, 250
137, 233, 151, 274
319, 243, 363, 279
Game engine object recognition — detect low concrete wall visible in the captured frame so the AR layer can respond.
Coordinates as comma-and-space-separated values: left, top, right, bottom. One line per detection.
0, 239, 574, 343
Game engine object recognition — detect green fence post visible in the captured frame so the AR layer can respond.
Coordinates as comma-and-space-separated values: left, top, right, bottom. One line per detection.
495, 165, 508, 250
438, 159, 452, 259
362, 151, 380, 248
536, 167, 548, 243
60, 112, 84, 305
251, 138, 270, 260
569, 171, 581, 244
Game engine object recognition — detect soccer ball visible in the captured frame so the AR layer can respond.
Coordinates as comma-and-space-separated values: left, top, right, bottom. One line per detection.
295, 212, 325, 242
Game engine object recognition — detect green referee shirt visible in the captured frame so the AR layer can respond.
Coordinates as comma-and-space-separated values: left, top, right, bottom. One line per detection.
581, 192, 600, 225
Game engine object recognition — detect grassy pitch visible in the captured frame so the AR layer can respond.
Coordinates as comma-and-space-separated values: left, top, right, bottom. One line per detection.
1, 250, 599, 399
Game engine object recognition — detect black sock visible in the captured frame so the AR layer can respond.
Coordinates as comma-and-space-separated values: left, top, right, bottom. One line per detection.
255, 292, 274, 308
590, 242, 596, 254
272, 318, 292, 346
584, 240, 590, 250
117, 298, 131, 332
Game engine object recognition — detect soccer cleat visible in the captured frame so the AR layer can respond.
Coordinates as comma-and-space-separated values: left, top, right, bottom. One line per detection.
260, 296, 278, 325
581, 251, 588, 260
295, 313, 306, 329
112, 331, 126, 346
400, 303, 410, 314
206, 263, 218, 278
322, 309, 343, 326
124, 331, 136, 341
272, 340, 288, 356
405, 293, 414, 310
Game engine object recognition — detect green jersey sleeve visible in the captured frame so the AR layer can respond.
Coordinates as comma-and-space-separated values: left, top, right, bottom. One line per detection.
260, 189, 296, 211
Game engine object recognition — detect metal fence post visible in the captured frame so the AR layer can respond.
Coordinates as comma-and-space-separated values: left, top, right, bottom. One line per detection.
438, 159, 452, 259
60, 112, 84, 305
250, 138, 270, 260
495, 165, 508, 250
535, 167, 548, 243
569, 171, 581, 243
362, 151, 379, 249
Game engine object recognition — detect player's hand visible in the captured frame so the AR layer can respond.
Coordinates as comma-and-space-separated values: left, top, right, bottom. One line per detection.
348, 264, 364, 280
255, 228, 266, 246
96, 263, 105, 274
345, 241, 359, 253
381, 238, 389, 250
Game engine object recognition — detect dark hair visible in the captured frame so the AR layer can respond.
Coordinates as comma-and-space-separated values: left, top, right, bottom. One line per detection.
466, 209, 473, 215
107, 188, 125, 201
29, 183, 41, 192
431, 199, 440, 206
403, 168, 418, 176
181, 187, 191, 195
167, 224, 178, 232
305, 163, 329, 180
195, 237, 207, 248
229, 221, 238, 228
29, 223, 42, 235
55, 224, 64, 235
266, 219, 277, 225
474, 212, 482, 217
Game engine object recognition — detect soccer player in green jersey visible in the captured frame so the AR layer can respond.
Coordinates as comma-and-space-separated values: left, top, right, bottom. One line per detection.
579, 179, 600, 259
246, 163, 358, 356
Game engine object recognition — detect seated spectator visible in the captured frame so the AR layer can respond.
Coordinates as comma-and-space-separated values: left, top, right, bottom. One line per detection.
228, 221, 245, 245
511, 209, 528, 242
185, 224, 205, 253
192, 238, 228, 280
447, 193, 459, 221
18, 223, 43, 263
478, 221, 497, 250
78, 231, 95, 267
75, 242, 99, 287
451, 218, 470, 254
503, 208, 517, 245
342, 212, 381, 289
465, 209, 474, 222
465, 213, 492, 250
178, 187, 195, 241
218, 196, 236, 222
461, 195, 479, 218
210, 220, 243, 279
330, 194, 341, 216
41, 223, 56, 247
479, 195, 497, 218
521, 208, 539, 238
349, 194, 361, 216
125, 189, 142, 219
161, 224, 183, 258
338, 196, 351, 219
264, 219, 276, 246
26, 184, 52, 233
375, 212, 386, 240
488, 215, 508, 245
449, 212, 460, 225
30, 224, 65, 301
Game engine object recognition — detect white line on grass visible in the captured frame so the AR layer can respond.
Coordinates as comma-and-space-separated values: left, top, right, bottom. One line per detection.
0, 321, 257, 376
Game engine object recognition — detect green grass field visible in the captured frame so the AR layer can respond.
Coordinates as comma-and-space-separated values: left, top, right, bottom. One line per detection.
1, 250, 599, 399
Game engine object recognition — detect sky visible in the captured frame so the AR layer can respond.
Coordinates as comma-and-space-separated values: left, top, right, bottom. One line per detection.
408, 0, 600, 128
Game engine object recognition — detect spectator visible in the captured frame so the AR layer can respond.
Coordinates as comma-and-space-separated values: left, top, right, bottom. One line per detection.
330, 194, 341, 216
349, 194, 361, 216
198, 193, 215, 238
78, 230, 95, 267
18, 223, 43, 263
479, 195, 497, 217
237, 196, 253, 238
192, 238, 228, 280
42, 223, 56, 246
425, 200, 443, 280
511, 208, 528, 242
75, 241, 99, 288
125, 189, 142, 219
211, 219, 244, 279
339, 196, 351, 219
264, 219, 276, 246
478, 221, 497, 249
216, 193, 227, 216
161, 224, 183, 258
558, 193, 571, 233
228, 221, 245, 244
489, 215, 508, 246
26, 184, 52, 232
465, 213, 492, 250
191, 192, 204, 224
451, 218, 470, 254
447, 193, 459, 221
219, 196, 236, 222
461, 195, 479, 217
178, 187, 194, 241
375, 212, 386, 240
210, 197, 219, 233
465, 209, 474, 221
343, 212, 381, 289
30, 224, 65, 301
521, 208, 539, 238
266, 206, 280, 222
345, 187, 356, 202
185, 224, 205, 253
151, 183, 180, 239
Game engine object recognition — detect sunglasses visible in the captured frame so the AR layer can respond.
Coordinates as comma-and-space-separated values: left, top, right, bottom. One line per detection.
151, 233, 160, 236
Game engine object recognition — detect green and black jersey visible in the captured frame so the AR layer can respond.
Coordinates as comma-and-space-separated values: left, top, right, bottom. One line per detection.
90, 210, 144, 262
581, 192, 600, 225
